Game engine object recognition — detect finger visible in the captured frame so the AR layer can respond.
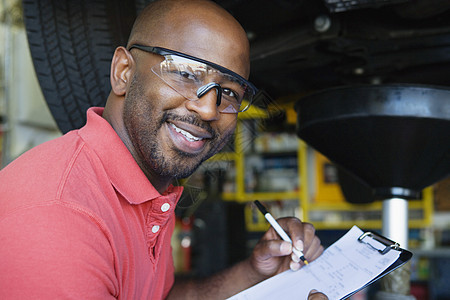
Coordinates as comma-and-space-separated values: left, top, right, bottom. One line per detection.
307, 245, 324, 263
275, 218, 319, 264
290, 260, 301, 271
308, 289, 328, 300
260, 221, 289, 242
281, 219, 317, 255
251, 239, 294, 277
291, 242, 309, 267
304, 236, 324, 262
293, 239, 304, 254
276, 217, 305, 244
295, 222, 316, 250
253, 239, 292, 262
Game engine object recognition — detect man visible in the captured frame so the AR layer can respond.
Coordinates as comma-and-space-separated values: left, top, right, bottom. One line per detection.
0, 0, 327, 299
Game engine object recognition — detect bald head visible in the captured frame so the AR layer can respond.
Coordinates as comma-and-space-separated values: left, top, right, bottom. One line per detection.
103, 0, 251, 190
127, 0, 250, 78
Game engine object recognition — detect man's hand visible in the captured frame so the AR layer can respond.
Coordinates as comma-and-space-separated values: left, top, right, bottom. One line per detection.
169, 217, 324, 300
249, 217, 323, 278
308, 290, 328, 300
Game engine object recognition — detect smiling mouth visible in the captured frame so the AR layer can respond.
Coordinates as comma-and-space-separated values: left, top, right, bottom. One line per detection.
170, 123, 204, 142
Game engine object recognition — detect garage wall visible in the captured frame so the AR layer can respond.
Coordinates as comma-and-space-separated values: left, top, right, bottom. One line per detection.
1, 0, 61, 167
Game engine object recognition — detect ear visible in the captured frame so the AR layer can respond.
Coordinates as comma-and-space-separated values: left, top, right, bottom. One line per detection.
110, 46, 134, 96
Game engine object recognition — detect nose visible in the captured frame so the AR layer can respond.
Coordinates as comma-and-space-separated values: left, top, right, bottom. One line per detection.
185, 83, 221, 121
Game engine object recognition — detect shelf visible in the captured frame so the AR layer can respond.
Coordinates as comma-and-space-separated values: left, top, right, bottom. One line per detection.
309, 200, 429, 211
222, 191, 300, 202
412, 248, 450, 258
209, 152, 239, 161
310, 219, 432, 230
305, 187, 434, 230
249, 151, 298, 157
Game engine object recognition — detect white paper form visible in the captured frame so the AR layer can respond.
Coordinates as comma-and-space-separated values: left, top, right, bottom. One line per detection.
227, 226, 401, 300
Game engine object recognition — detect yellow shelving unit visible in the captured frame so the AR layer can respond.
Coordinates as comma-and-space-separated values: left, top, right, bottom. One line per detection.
211, 120, 302, 203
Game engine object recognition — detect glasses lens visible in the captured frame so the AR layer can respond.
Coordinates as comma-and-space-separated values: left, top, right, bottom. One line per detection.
152, 55, 255, 113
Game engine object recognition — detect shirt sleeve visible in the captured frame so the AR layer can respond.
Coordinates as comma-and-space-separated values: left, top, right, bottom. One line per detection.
0, 203, 118, 299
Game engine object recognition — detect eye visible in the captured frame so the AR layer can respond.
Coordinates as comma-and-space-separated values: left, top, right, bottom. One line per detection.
179, 70, 196, 80
175, 63, 201, 82
222, 88, 240, 102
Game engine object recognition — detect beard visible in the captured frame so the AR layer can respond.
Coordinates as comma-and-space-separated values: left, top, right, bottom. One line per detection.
122, 74, 234, 179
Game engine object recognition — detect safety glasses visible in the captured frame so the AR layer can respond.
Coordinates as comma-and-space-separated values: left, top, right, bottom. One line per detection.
128, 44, 258, 113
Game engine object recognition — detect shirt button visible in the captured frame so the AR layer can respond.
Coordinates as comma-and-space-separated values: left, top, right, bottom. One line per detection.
152, 225, 160, 233
161, 203, 171, 212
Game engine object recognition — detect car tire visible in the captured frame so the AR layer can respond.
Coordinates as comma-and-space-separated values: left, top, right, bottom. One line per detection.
22, 0, 149, 133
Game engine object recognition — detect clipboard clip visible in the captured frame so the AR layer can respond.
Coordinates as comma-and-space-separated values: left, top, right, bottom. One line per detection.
358, 231, 400, 255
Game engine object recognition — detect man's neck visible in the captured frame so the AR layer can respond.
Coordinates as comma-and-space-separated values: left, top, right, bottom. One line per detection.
145, 171, 173, 195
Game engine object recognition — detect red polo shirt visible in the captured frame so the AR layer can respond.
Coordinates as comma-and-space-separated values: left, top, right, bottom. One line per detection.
0, 107, 183, 299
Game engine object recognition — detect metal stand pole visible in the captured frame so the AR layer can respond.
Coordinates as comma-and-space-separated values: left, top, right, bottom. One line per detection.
383, 198, 409, 248
375, 198, 415, 299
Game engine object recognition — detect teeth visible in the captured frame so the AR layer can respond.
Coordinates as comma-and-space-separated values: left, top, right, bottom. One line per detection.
171, 124, 203, 142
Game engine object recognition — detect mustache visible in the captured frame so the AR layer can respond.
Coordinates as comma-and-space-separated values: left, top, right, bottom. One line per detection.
161, 112, 218, 139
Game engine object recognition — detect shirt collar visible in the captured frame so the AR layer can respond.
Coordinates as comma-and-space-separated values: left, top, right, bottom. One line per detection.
78, 107, 183, 204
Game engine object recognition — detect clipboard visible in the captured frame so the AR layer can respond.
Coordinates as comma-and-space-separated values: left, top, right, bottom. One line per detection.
227, 225, 413, 300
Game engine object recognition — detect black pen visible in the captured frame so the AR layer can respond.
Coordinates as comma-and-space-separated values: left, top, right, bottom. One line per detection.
254, 200, 309, 265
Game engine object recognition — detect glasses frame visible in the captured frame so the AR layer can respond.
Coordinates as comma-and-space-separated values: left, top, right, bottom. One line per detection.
128, 44, 258, 112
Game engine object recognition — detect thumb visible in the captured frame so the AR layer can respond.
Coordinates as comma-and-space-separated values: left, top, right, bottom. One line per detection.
308, 289, 328, 300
